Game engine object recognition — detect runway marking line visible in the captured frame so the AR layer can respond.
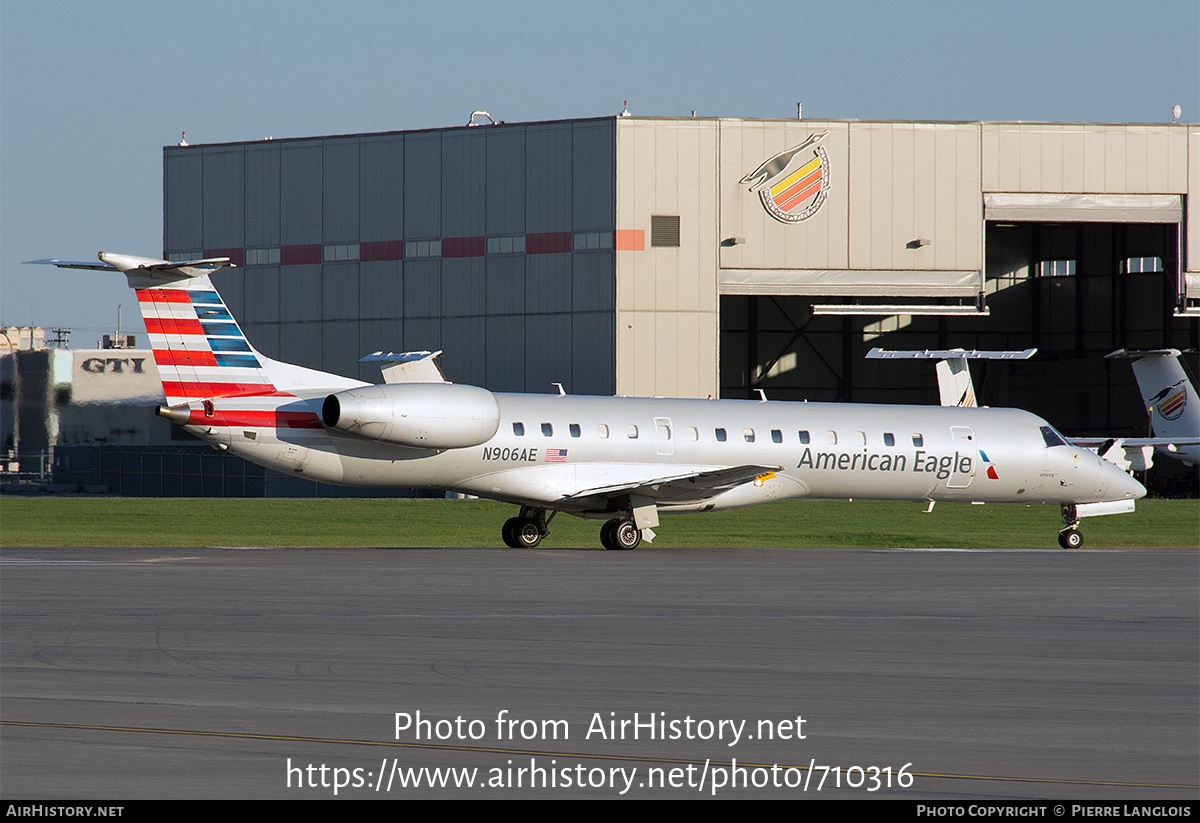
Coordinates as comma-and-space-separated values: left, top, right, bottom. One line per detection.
3, 720, 1196, 791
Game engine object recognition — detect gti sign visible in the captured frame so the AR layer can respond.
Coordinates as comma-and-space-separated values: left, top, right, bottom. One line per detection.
81, 357, 147, 374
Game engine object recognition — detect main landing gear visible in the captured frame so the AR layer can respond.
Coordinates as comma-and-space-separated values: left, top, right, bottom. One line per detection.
501, 507, 553, 548
599, 518, 641, 551
499, 508, 646, 550
1058, 504, 1083, 549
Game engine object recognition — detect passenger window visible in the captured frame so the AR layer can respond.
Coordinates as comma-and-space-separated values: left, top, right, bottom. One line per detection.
715, 428, 727, 442
771, 429, 782, 444
626, 424, 638, 439
658, 424, 671, 440
569, 423, 581, 438
883, 432, 895, 447
541, 423, 553, 437
686, 426, 699, 441
826, 430, 837, 446
798, 430, 810, 444
597, 424, 609, 439
912, 433, 923, 447
744, 428, 755, 443
513, 422, 525, 436
854, 431, 866, 447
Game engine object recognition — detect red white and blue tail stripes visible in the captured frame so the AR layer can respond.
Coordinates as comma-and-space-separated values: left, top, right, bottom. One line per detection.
136, 275, 277, 404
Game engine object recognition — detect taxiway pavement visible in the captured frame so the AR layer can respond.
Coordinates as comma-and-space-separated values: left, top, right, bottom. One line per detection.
1, 546, 1196, 799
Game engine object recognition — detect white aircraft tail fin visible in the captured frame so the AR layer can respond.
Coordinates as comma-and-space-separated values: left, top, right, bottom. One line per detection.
1106, 349, 1199, 465
934, 358, 976, 407
866, 348, 1036, 407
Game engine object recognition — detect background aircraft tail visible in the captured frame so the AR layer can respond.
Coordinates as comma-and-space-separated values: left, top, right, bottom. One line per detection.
1113, 349, 1199, 442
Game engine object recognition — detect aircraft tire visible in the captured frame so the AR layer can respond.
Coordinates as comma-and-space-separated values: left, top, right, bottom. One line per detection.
502, 518, 523, 548
599, 520, 617, 550
601, 519, 641, 551
512, 517, 545, 549
1057, 528, 1082, 549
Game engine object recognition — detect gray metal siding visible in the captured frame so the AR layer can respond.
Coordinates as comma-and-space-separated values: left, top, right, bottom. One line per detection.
245, 145, 281, 246
404, 135, 441, 239
360, 137, 404, 242
166, 119, 621, 396
321, 262, 359, 320
525, 125, 573, 233
525, 254, 572, 314
441, 132, 486, 238
322, 140, 360, 242
485, 255, 527, 316
359, 261, 404, 319
572, 121, 615, 231
440, 316, 486, 387
164, 150, 203, 252
485, 314, 525, 391
524, 313, 573, 392
441, 257, 486, 316
201, 148, 245, 249
280, 143, 322, 244
486, 129, 525, 235
280, 266, 323, 322
402, 259, 440, 318
243, 267, 281, 324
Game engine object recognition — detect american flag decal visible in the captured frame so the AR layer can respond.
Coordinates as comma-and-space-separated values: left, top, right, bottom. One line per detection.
544, 448, 568, 463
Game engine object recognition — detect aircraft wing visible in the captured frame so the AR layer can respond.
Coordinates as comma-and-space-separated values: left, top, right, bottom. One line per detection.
566, 464, 783, 505
1071, 436, 1200, 471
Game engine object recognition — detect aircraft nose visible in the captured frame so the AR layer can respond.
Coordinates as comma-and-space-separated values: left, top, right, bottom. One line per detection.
1105, 462, 1146, 500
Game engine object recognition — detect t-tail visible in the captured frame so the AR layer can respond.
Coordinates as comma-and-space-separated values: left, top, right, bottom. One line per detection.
1107, 348, 1200, 466
26, 252, 360, 410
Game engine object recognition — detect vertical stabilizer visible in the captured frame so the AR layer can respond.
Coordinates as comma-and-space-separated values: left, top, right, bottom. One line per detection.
1108, 348, 1200, 466
136, 275, 278, 403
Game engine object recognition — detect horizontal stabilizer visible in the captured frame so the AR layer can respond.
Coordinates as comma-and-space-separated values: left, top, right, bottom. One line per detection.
1104, 348, 1183, 359
27, 252, 235, 289
866, 347, 1037, 361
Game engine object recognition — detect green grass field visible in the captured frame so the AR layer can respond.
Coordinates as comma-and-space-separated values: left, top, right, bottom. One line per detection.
2, 496, 1196, 549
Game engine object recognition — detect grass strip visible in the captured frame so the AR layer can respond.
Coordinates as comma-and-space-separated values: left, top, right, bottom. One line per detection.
2, 497, 1196, 549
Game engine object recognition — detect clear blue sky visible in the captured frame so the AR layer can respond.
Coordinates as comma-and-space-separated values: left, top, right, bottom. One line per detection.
3, 0, 1197, 343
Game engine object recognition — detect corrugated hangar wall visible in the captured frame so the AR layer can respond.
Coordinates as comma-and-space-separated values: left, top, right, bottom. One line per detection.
164, 117, 1198, 463
165, 118, 620, 396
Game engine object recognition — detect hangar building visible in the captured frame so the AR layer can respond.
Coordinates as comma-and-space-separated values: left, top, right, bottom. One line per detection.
163, 115, 1197, 480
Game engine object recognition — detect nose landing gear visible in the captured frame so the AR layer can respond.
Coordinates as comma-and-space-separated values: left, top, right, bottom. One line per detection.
1058, 504, 1083, 549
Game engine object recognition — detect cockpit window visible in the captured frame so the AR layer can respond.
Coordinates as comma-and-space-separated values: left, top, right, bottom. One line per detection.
1040, 425, 1069, 448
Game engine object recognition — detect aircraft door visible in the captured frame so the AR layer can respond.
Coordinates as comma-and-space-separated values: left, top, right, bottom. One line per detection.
655, 417, 674, 456
947, 426, 976, 488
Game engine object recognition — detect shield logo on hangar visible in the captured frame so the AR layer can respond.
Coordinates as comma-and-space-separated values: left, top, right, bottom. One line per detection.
741, 131, 830, 224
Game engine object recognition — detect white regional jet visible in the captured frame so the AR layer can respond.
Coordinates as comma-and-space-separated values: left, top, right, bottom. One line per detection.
32, 253, 1146, 550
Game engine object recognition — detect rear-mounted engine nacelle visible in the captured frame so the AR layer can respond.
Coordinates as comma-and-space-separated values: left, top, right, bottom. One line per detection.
322, 383, 500, 449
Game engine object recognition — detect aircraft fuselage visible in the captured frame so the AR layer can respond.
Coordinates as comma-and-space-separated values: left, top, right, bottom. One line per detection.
176, 390, 1140, 518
